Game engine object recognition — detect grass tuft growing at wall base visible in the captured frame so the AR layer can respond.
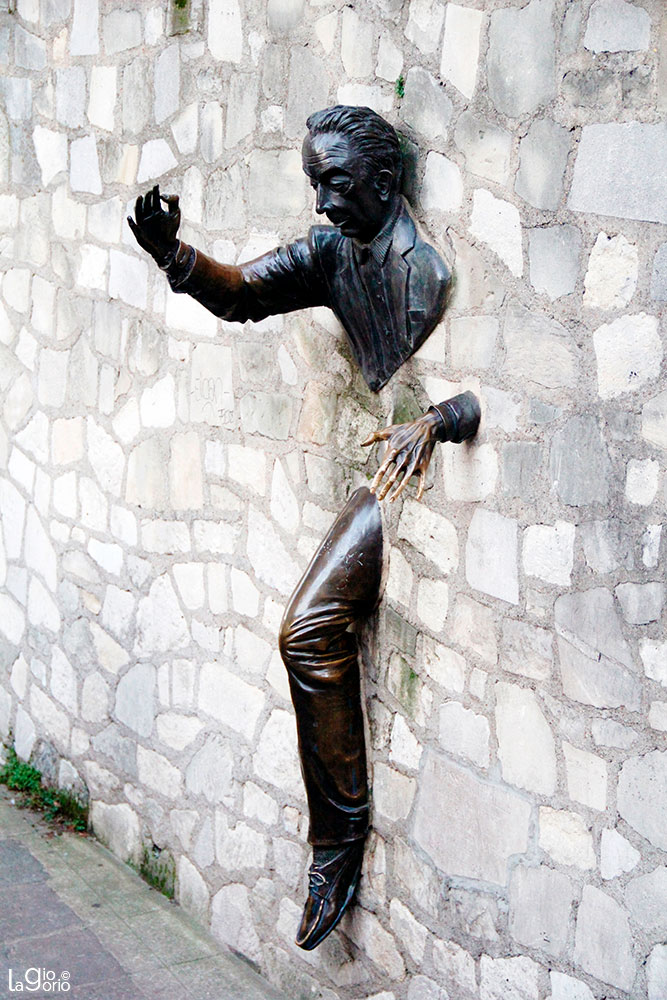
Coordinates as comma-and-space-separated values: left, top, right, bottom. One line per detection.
0, 745, 88, 833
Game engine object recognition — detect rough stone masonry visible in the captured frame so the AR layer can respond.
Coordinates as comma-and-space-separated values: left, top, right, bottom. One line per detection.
0, 1, 666, 998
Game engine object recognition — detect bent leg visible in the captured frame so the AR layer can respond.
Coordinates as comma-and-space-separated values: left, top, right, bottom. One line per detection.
279, 486, 383, 847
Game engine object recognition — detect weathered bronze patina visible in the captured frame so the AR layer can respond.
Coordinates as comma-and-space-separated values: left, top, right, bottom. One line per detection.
129, 105, 480, 950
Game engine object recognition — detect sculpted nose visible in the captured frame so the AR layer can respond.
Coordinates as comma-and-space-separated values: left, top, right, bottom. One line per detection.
315, 186, 331, 215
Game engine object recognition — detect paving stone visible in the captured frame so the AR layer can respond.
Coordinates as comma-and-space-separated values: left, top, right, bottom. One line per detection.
413, 752, 530, 884
584, 0, 651, 53
401, 67, 453, 140
515, 118, 570, 211
569, 123, 667, 224
7, 926, 125, 988
574, 885, 635, 991
509, 865, 574, 956
488, 0, 556, 117
618, 750, 667, 850
528, 225, 581, 299
0, 839, 47, 885
549, 416, 611, 506
454, 111, 511, 185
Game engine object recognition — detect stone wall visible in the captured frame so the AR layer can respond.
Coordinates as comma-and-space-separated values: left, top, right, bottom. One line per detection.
1, 0, 666, 997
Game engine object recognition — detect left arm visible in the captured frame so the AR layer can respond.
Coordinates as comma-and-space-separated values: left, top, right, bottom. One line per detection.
361, 390, 481, 502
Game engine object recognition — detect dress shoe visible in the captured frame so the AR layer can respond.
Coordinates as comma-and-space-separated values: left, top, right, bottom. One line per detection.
295, 840, 365, 950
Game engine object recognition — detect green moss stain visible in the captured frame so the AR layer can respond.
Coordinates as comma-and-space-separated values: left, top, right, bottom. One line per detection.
140, 844, 176, 899
395, 75, 405, 99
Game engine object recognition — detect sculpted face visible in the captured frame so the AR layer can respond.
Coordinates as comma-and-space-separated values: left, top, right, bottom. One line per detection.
302, 132, 394, 244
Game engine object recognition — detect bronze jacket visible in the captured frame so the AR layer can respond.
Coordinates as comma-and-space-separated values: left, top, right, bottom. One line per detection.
167, 202, 450, 393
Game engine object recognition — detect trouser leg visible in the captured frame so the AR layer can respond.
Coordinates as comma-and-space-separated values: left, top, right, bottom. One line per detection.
279, 486, 383, 847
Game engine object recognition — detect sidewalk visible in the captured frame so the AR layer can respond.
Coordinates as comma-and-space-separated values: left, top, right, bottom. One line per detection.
0, 788, 286, 1000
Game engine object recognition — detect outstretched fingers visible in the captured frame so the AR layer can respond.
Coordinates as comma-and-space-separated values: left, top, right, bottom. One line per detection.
387, 452, 421, 503
161, 193, 180, 217
361, 424, 397, 448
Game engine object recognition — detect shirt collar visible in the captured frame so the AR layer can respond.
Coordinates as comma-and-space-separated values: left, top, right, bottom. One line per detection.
355, 201, 401, 266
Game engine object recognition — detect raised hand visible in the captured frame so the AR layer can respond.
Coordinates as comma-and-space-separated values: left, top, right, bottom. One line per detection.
361, 410, 442, 503
127, 184, 181, 266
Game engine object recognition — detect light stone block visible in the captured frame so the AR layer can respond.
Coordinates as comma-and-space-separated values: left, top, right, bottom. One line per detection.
480, 955, 539, 1000
528, 225, 582, 300
496, 682, 556, 794
386, 547, 412, 608
440, 4, 483, 99
88, 66, 116, 132
349, 907, 405, 980
136, 139, 177, 184
593, 313, 661, 399
55, 66, 86, 128
173, 563, 205, 611
648, 946, 667, 1000
140, 374, 175, 428
558, 636, 640, 711
550, 973, 595, 1000
91, 803, 140, 864
337, 83, 393, 115
199, 662, 265, 742
389, 714, 422, 770
172, 103, 198, 156
413, 752, 530, 884
341, 7, 375, 78
390, 899, 428, 964
15, 708, 36, 761
569, 123, 667, 225
625, 456, 659, 505
137, 745, 181, 799
211, 885, 261, 965
376, 32, 403, 82
600, 828, 640, 879
154, 44, 179, 125
253, 709, 302, 799
314, 12, 338, 55
70, 0, 99, 55
405, 0, 445, 55
416, 578, 448, 634
215, 815, 267, 871
564, 743, 607, 810
443, 442, 497, 502
270, 460, 299, 534
450, 315, 498, 370
584, 0, 650, 52
584, 232, 638, 309
70, 135, 102, 195
193, 520, 237, 555
420, 152, 462, 214
373, 763, 416, 823
247, 506, 300, 596
523, 520, 575, 586
402, 67, 453, 140
574, 885, 635, 991
135, 575, 189, 656
515, 119, 570, 211
38, 348, 68, 408
32, 126, 67, 186
208, 0, 242, 62
30, 685, 68, 745
103, 9, 141, 54
617, 750, 667, 850
642, 389, 667, 450
509, 865, 574, 956
81, 673, 109, 724
466, 509, 518, 604
625, 867, 667, 938
555, 586, 632, 668
488, 0, 556, 117
177, 856, 209, 923
397, 500, 458, 576
186, 737, 233, 804
616, 581, 664, 625
170, 432, 203, 510
439, 701, 489, 767
470, 189, 522, 277
419, 635, 465, 693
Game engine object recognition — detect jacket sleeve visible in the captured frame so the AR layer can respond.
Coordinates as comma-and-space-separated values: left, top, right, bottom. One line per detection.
163, 230, 329, 324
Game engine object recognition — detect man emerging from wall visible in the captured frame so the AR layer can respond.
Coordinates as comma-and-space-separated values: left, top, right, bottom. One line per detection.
128, 105, 479, 950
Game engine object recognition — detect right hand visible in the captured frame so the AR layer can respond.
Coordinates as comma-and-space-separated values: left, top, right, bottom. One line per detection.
127, 184, 181, 265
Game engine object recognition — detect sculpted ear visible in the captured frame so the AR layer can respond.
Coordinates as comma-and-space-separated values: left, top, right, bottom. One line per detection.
374, 169, 394, 201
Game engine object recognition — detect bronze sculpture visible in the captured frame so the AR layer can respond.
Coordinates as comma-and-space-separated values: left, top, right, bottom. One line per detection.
129, 105, 480, 950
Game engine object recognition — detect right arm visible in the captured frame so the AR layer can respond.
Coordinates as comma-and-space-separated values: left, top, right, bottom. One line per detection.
127, 185, 327, 324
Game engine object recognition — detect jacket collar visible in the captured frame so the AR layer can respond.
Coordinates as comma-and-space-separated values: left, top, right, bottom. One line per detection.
353, 200, 415, 266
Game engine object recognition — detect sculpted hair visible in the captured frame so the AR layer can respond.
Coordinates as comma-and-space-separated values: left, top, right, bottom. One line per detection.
306, 105, 403, 192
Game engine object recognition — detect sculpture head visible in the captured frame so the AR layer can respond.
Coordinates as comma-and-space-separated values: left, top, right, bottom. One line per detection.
302, 105, 403, 244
